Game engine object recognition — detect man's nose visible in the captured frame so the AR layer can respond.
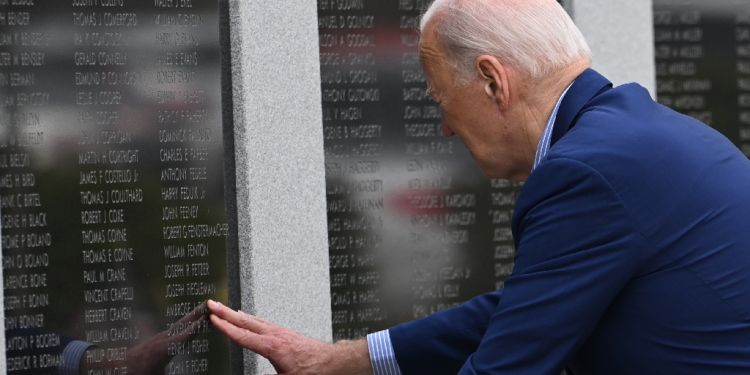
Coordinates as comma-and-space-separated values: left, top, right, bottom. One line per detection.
441, 120, 455, 138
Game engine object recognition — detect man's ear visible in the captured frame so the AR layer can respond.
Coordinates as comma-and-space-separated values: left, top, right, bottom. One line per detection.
477, 55, 510, 111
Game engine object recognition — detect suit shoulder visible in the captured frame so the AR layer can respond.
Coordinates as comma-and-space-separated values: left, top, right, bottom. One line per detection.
547, 84, 742, 175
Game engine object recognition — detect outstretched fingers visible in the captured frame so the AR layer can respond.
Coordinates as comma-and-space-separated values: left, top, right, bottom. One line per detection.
212, 313, 275, 357
208, 300, 270, 333
208, 300, 341, 375
207, 300, 276, 356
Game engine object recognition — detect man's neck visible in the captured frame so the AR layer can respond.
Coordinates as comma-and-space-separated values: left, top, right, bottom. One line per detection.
507, 58, 591, 180
528, 58, 591, 128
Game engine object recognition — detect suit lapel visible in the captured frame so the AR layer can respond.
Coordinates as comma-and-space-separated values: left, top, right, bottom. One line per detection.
550, 69, 613, 148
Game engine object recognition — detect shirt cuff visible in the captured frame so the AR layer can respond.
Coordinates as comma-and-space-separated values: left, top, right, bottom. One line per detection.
59, 340, 95, 375
367, 330, 403, 375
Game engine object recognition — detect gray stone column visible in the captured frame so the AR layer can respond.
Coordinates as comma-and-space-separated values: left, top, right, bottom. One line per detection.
226, 1, 332, 374
569, 0, 656, 96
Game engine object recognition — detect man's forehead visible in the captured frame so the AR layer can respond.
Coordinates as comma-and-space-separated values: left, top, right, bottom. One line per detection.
418, 26, 444, 72
419, 42, 442, 66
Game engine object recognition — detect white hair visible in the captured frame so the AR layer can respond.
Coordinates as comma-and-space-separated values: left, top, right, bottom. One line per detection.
420, 0, 592, 82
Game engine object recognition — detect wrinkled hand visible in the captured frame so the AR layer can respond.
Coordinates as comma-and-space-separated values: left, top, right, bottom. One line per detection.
207, 300, 372, 375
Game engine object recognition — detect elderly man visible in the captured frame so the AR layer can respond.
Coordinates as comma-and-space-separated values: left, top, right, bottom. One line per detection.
209, 0, 750, 374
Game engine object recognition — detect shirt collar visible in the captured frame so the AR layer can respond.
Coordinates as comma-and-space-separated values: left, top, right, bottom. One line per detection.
532, 82, 574, 170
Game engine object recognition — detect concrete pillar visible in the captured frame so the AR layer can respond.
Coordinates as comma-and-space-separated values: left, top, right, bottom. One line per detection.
226, 0, 332, 374
570, 0, 656, 96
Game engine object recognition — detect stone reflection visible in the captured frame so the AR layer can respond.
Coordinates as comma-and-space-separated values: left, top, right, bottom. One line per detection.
1, 1, 230, 374
6, 303, 211, 375
79, 304, 211, 375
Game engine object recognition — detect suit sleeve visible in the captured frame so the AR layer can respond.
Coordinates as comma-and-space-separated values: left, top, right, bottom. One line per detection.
4, 327, 84, 375
455, 158, 644, 375
389, 288, 503, 375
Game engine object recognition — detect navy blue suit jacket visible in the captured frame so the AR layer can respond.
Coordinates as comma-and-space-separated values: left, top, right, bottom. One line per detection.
389, 70, 750, 375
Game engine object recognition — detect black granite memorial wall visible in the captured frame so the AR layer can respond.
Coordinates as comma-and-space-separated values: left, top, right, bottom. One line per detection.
317, 0, 519, 341
0, 0, 235, 374
654, 0, 750, 156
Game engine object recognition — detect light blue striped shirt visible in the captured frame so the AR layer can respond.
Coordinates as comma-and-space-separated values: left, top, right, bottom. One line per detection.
366, 83, 573, 375
367, 330, 403, 375
59, 340, 94, 375
533, 83, 573, 170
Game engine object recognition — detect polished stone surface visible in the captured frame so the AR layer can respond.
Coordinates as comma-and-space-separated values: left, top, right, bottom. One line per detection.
0, 1, 231, 373
654, 0, 750, 154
